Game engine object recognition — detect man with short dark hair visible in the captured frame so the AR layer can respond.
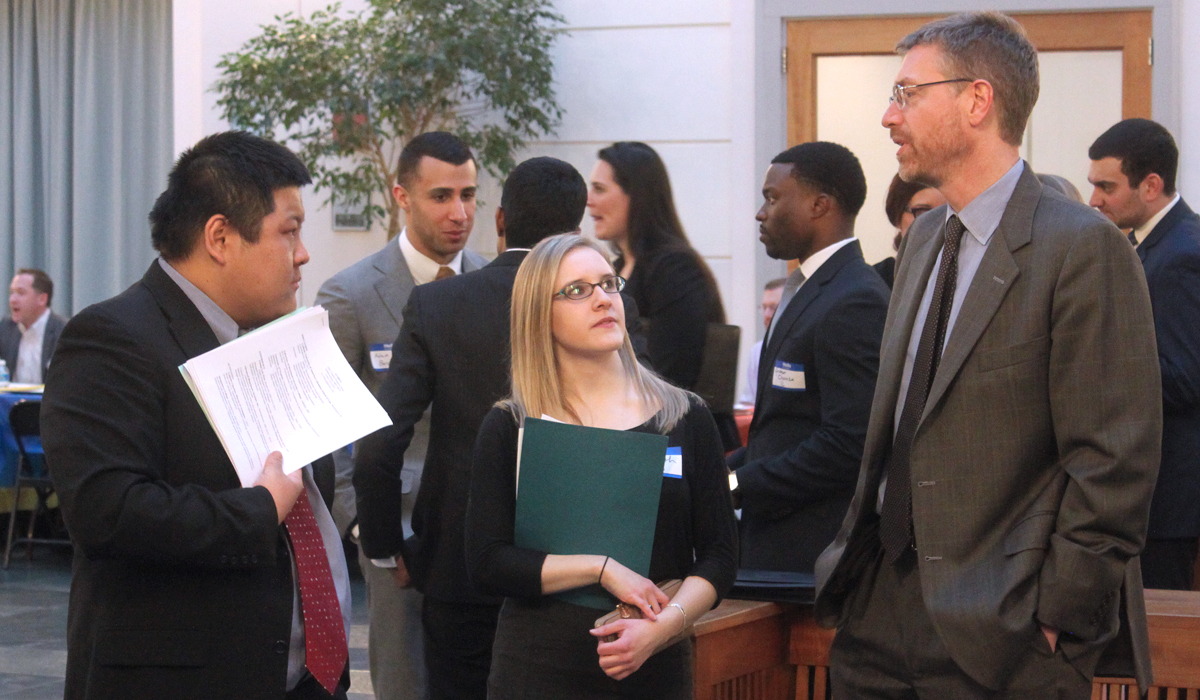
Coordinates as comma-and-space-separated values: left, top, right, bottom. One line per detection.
356, 156, 588, 700
44, 131, 351, 700
314, 131, 487, 700
815, 13, 1160, 698
1088, 118, 1200, 591
729, 141, 889, 575
1, 268, 66, 384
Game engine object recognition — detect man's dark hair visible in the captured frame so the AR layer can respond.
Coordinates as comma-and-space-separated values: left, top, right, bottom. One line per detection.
16, 268, 53, 304
396, 131, 476, 188
771, 142, 868, 217
501, 157, 586, 249
1089, 118, 1178, 196
149, 131, 311, 261
884, 174, 930, 228
764, 277, 786, 292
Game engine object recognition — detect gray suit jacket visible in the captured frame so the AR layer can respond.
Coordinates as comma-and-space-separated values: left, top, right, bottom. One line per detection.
315, 236, 487, 533
0, 312, 67, 382
814, 166, 1162, 691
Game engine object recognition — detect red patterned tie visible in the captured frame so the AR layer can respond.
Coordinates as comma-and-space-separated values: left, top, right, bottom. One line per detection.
285, 493, 348, 694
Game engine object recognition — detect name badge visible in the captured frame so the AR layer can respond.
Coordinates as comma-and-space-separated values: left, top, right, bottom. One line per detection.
663, 447, 682, 479
370, 343, 393, 372
772, 361, 806, 391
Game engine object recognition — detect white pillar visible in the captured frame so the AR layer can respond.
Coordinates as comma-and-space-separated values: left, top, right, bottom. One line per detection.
1179, 0, 1200, 202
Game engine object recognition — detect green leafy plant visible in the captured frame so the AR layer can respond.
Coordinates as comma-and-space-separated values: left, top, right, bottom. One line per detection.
215, 0, 564, 238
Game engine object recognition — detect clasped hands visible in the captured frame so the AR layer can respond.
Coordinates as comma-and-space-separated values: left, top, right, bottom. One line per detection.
589, 559, 684, 680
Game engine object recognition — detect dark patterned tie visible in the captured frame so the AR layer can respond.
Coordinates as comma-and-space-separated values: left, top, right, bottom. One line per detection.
1128, 230, 1138, 246
879, 215, 967, 562
285, 493, 348, 693
435, 265, 455, 281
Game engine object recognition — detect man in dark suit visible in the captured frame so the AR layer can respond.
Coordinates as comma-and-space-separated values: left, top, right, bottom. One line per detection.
355, 156, 588, 700
43, 132, 351, 700
315, 132, 486, 700
1, 268, 66, 383
815, 13, 1161, 698
1088, 118, 1200, 591
728, 141, 889, 574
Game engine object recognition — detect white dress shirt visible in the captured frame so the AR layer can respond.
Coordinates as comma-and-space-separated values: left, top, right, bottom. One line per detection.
399, 227, 464, 284
15, 307, 51, 384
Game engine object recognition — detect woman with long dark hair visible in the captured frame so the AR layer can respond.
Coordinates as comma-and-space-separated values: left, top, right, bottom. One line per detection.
587, 142, 725, 390
466, 234, 737, 699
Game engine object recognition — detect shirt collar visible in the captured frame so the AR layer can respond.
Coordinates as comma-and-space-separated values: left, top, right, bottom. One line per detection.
1133, 193, 1181, 246
18, 307, 51, 335
946, 159, 1025, 247
398, 227, 464, 285
799, 237, 856, 280
157, 258, 240, 345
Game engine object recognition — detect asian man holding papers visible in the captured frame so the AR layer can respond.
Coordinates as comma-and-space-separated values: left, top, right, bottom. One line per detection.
465, 234, 737, 699
42, 132, 351, 700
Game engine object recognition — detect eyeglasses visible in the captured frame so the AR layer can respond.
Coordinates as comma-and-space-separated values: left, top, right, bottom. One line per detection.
554, 275, 625, 301
890, 79, 973, 109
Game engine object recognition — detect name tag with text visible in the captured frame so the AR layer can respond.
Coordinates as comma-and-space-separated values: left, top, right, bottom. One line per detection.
370, 343, 393, 372
663, 447, 682, 478
772, 361, 806, 391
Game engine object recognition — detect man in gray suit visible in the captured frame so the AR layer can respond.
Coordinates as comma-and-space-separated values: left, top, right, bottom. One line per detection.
814, 13, 1161, 698
315, 132, 486, 700
1, 268, 66, 383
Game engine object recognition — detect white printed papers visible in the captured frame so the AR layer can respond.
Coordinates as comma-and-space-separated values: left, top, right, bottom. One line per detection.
180, 306, 391, 486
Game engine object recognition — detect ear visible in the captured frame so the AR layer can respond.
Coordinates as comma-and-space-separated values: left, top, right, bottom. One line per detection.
202, 214, 235, 265
810, 192, 834, 220
495, 207, 506, 238
1139, 173, 1165, 202
965, 79, 995, 129
393, 183, 411, 213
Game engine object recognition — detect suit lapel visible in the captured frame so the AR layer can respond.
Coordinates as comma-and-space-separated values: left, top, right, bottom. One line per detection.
919, 168, 1036, 422
373, 237, 416, 326
1138, 198, 1194, 262
140, 262, 222, 360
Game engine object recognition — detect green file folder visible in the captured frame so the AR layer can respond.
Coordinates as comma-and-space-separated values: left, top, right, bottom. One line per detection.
515, 417, 669, 610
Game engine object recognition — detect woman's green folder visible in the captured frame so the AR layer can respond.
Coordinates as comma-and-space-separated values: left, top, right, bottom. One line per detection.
514, 417, 669, 609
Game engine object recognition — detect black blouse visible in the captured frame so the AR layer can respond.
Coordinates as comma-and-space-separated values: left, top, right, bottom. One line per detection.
619, 245, 725, 390
466, 398, 738, 604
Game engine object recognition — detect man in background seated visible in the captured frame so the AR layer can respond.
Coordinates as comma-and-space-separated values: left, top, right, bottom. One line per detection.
730, 141, 889, 574
1088, 118, 1200, 591
355, 156, 589, 700
43, 131, 350, 700
736, 277, 785, 408
1, 268, 66, 383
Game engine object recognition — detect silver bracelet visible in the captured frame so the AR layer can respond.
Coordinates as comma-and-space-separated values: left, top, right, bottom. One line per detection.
667, 602, 688, 631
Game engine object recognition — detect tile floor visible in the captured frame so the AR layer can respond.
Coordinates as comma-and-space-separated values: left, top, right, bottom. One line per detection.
0, 545, 376, 700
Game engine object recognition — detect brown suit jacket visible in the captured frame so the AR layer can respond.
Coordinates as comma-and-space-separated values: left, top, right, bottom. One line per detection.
814, 165, 1162, 692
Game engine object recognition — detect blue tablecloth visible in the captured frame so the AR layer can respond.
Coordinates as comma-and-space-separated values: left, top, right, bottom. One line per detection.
0, 392, 45, 487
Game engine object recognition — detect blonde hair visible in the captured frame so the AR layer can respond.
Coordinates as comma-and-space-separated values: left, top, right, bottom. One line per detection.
501, 234, 694, 433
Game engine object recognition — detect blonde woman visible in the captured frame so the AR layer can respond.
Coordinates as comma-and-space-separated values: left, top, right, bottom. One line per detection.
466, 234, 737, 699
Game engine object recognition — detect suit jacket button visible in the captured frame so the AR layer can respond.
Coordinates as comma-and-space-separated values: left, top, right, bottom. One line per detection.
275, 640, 288, 654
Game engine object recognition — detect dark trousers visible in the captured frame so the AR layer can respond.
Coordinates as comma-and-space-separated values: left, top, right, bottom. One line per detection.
1140, 537, 1198, 590
422, 597, 502, 700
830, 549, 1091, 699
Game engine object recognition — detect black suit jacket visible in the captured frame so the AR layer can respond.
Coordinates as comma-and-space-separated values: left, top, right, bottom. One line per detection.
0, 311, 66, 380
42, 262, 334, 700
730, 241, 889, 572
355, 251, 526, 604
1138, 198, 1200, 539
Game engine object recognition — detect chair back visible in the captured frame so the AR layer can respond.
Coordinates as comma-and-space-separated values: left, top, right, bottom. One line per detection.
9, 400, 41, 459
692, 323, 742, 415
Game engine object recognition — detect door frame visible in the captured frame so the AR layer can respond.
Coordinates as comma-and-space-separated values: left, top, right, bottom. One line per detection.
785, 11, 1153, 147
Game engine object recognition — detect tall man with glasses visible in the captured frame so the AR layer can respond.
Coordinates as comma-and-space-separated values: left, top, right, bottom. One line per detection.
814, 13, 1160, 698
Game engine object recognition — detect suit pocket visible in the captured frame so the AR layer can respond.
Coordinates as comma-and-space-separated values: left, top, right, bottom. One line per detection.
93, 629, 209, 667
1004, 511, 1056, 555
976, 335, 1050, 372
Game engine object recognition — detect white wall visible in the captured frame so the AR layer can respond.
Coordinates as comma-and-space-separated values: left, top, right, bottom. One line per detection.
1179, 0, 1200, 203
